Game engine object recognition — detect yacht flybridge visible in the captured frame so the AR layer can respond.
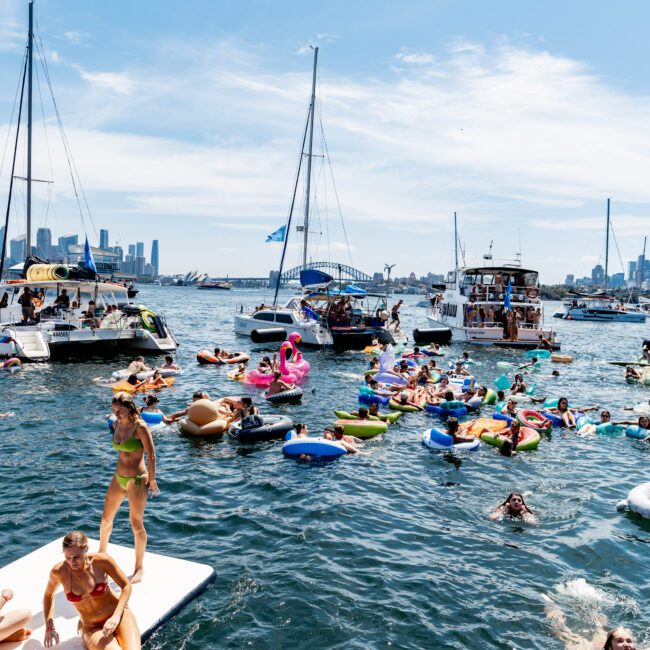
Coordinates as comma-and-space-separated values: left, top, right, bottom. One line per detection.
427, 265, 559, 349
0, 279, 177, 361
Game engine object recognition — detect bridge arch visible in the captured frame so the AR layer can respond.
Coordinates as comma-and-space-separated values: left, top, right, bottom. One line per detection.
281, 261, 372, 285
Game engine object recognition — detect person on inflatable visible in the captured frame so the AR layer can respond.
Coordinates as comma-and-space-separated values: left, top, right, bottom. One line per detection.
139, 394, 165, 418
267, 371, 295, 396
159, 355, 179, 372
295, 423, 309, 438
232, 397, 259, 422
323, 425, 366, 454
625, 366, 643, 381
126, 356, 149, 376
501, 398, 518, 418
163, 391, 209, 424
126, 374, 147, 391
510, 374, 528, 395
546, 397, 599, 429
446, 417, 474, 446
148, 370, 168, 389
618, 415, 650, 440
453, 361, 471, 377
490, 493, 536, 522
416, 364, 432, 385
519, 356, 539, 371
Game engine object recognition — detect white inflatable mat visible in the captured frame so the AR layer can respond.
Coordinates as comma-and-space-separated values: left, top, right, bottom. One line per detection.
0, 537, 214, 648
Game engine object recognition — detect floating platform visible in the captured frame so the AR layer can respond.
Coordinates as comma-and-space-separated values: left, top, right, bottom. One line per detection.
0, 537, 214, 649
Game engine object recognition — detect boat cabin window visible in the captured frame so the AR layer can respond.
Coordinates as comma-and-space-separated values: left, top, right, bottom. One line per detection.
253, 312, 294, 324
441, 303, 457, 318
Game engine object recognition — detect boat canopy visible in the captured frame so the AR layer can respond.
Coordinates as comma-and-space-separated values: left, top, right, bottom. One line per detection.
300, 269, 334, 287
0, 280, 130, 295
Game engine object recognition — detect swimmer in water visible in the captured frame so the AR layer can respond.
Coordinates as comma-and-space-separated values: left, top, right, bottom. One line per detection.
490, 493, 536, 523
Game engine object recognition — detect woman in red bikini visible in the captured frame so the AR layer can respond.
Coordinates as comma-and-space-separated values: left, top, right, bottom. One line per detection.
43, 530, 140, 649
100, 392, 159, 584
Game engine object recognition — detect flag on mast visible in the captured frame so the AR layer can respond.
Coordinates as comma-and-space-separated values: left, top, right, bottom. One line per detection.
84, 237, 97, 273
265, 225, 286, 243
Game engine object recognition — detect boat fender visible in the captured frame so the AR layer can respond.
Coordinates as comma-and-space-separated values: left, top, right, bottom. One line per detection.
251, 328, 288, 343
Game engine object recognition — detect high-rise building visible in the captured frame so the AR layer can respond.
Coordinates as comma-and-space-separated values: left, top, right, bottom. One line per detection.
610, 272, 625, 289
113, 246, 124, 263
151, 240, 159, 276
564, 274, 575, 286
36, 227, 52, 259
135, 256, 146, 277
128, 244, 136, 257
628, 261, 637, 282
136, 242, 144, 258
591, 264, 604, 286
58, 235, 79, 260
99, 229, 109, 250
10, 237, 26, 263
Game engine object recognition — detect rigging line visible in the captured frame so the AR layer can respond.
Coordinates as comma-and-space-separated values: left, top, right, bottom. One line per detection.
33, 47, 55, 228
608, 218, 626, 276
1, 53, 28, 279
272, 92, 312, 307
0, 50, 28, 185
35, 22, 97, 240
318, 111, 352, 267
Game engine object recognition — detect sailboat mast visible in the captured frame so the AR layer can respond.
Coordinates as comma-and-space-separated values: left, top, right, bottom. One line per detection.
301, 46, 318, 269
26, 0, 34, 260
604, 198, 610, 290
453, 211, 458, 276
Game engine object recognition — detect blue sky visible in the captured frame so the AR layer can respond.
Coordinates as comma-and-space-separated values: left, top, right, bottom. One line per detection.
1, 0, 649, 281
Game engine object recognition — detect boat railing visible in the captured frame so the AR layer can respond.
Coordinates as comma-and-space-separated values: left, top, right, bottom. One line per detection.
460, 283, 540, 303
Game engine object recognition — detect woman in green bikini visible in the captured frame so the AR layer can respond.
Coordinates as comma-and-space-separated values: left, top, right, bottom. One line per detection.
100, 392, 159, 584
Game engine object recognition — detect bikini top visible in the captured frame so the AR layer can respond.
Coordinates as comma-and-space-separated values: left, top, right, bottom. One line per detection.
112, 424, 144, 452
66, 581, 108, 602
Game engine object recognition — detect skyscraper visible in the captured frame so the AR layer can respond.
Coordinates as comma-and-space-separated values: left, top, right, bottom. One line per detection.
128, 244, 136, 257
36, 227, 52, 258
136, 242, 144, 258
113, 245, 124, 263
99, 229, 109, 250
10, 237, 26, 263
151, 240, 159, 276
628, 261, 637, 282
58, 235, 79, 259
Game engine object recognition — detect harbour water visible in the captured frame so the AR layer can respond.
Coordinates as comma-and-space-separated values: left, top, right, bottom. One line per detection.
2, 286, 650, 649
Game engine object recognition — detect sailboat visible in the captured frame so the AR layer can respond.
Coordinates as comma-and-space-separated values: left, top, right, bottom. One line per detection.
554, 199, 647, 323
0, 0, 178, 360
234, 48, 397, 349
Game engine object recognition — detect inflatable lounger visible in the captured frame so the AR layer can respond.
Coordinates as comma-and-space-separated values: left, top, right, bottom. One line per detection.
0, 537, 214, 648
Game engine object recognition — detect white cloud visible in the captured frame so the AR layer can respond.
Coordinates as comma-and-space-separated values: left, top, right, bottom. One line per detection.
5, 35, 650, 279
73, 66, 135, 94
395, 50, 435, 65
316, 33, 341, 43
64, 31, 84, 45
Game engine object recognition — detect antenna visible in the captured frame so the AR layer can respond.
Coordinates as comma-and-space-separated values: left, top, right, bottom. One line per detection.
483, 240, 493, 264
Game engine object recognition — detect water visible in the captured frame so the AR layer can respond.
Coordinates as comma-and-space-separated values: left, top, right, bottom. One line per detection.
2, 286, 650, 649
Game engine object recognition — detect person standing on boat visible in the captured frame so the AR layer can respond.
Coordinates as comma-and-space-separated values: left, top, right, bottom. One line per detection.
18, 287, 35, 323
54, 288, 70, 310
100, 393, 158, 583
390, 300, 403, 327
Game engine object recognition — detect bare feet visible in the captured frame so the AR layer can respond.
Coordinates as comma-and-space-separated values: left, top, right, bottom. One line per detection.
5, 628, 31, 641
131, 568, 144, 583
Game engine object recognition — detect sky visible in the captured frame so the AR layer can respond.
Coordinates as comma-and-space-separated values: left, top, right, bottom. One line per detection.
0, 0, 649, 282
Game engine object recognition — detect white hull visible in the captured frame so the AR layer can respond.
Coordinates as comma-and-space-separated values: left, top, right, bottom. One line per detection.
555, 307, 646, 323
234, 313, 332, 346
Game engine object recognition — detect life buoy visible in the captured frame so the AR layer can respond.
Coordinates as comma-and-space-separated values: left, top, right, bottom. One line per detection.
139, 306, 157, 332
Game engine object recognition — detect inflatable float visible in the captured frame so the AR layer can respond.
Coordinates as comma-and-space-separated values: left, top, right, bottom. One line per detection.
517, 409, 553, 433
426, 400, 467, 418
112, 377, 175, 393
551, 354, 573, 363
179, 399, 230, 437
389, 396, 425, 412
616, 482, 650, 518
333, 418, 388, 439
334, 409, 402, 424
263, 386, 303, 404
0, 536, 214, 649
282, 431, 347, 458
460, 418, 508, 438
1, 357, 22, 372
197, 350, 250, 365
625, 425, 649, 440
421, 427, 480, 452
524, 349, 551, 359
481, 426, 540, 451
229, 414, 294, 442
111, 367, 181, 381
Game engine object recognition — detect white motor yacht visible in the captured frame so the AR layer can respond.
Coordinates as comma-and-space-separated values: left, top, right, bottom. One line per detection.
554, 295, 647, 323
427, 264, 560, 349
0, 280, 177, 361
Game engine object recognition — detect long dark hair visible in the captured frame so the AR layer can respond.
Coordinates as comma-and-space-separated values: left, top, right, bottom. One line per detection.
604, 628, 634, 650
499, 492, 533, 515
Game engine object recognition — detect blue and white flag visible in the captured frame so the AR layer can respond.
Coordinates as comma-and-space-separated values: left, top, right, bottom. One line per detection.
504, 278, 512, 311
84, 236, 97, 273
265, 225, 286, 243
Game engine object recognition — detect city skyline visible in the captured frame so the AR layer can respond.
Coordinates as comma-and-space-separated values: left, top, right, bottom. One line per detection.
0, 1, 649, 282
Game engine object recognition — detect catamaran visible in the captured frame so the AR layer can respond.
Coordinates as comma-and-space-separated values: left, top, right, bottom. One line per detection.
554, 199, 647, 323
0, 1, 177, 360
234, 48, 400, 349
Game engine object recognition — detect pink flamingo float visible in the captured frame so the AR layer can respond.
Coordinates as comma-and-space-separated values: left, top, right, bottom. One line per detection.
243, 341, 304, 386
287, 332, 310, 376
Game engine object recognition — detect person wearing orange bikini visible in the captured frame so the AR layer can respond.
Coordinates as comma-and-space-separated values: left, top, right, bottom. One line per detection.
43, 530, 140, 649
100, 393, 159, 584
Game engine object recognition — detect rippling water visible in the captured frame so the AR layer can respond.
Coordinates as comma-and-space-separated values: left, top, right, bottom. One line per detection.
2, 286, 650, 649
